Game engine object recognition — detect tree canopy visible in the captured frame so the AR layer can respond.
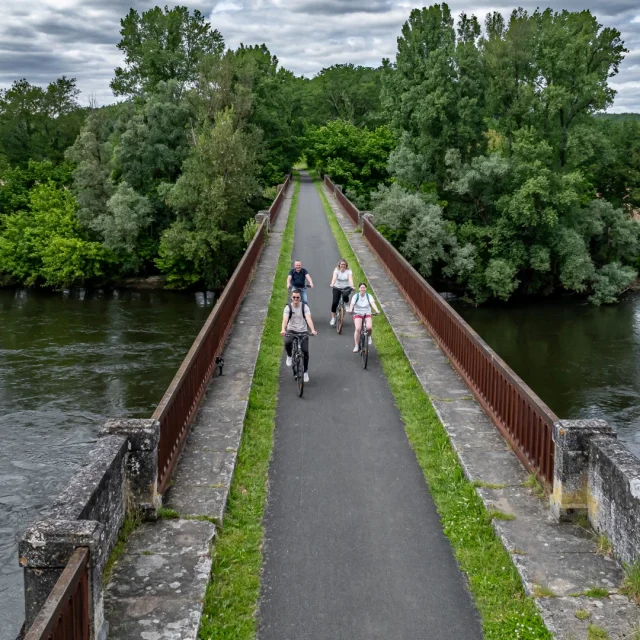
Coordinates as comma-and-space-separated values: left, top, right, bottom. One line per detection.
0, 3, 638, 302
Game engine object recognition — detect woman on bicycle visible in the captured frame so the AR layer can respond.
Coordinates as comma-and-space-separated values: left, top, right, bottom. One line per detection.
329, 259, 354, 326
348, 282, 380, 352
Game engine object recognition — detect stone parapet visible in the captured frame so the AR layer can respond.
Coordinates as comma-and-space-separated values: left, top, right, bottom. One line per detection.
550, 419, 616, 520
20, 422, 161, 638
589, 436, 640, 566
101, 418, 160, 520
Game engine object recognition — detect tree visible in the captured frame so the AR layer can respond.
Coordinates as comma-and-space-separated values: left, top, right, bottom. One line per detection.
0, 77, 85, 166
156, 109, 261, 288
0, 182, 111, 288
305, 119, 394, 206
305, 64, 384, 127
110, 6, 224, 97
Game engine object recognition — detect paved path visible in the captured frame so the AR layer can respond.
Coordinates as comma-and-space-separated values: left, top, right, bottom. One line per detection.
258, 173, 482, 640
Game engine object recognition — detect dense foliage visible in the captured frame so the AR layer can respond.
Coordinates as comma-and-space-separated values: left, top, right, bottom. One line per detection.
0, 2, 638, 302
300, 4, 640, 305
374, 4, 640, 304
0, 6, 304, 290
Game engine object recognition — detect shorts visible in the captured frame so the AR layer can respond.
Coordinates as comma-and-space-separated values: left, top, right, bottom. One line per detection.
353, 314, 372, 320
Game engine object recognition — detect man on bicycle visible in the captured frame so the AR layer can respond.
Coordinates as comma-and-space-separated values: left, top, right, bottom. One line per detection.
349, 282, 380, 352
281, 288, 318, 382
286, 260, 314, 305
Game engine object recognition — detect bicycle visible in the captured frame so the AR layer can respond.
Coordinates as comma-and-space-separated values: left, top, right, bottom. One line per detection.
354, 313, 378, 370
334, 287, 352, 335
285, 332, 309, 397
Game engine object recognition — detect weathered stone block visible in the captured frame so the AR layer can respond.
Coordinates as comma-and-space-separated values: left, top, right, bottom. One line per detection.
550, 419, 615, 521
589, 436, 640, 565
255, 211, 270, 232
102, 418, 160, 520
20, 519, 105, 637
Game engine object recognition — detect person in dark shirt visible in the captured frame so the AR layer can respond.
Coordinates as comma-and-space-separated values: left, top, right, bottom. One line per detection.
286, 260, 314, 304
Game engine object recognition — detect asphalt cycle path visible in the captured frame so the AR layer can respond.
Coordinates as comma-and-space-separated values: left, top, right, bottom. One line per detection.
258, 172, 482, 640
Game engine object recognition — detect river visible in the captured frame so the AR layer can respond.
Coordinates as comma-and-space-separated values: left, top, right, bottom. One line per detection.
0, 288, 213, 639
453, 292, 640, 460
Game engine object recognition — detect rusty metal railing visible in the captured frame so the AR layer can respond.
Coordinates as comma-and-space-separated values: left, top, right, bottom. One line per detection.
270, 174, 291, 224
325, 175, 556, 485
154, 176, 290, 493
24, 548, 90, 640
324, 175, 359, 225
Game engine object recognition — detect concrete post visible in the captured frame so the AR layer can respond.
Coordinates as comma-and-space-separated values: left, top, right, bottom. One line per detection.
255, 210, 270, 232
550, 419, 616, 521
20, 519, 106, 639
101, 418, 160, 521
359, 210, 372, 227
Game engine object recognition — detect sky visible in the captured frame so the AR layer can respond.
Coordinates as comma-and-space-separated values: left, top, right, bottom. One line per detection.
0, 0, 638, 112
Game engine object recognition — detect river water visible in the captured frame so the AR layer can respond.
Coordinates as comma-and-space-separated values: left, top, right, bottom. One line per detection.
453, 292, 640, 460
0, 288, 213, 639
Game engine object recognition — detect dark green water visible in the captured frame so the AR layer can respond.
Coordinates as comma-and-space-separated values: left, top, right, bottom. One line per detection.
0, 288, 213, 638
453, 292, 640, 461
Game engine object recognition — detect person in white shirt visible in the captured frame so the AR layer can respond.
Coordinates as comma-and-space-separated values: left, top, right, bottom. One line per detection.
348, 282, 380, 352
329, 259, 354, 326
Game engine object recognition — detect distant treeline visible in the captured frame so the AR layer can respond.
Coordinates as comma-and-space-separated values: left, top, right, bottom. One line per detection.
1, 4, 639, 304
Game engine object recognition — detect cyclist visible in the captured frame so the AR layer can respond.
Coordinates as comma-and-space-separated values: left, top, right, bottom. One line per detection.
329, 259, 354, 326
281, 288, 318, 382
348, 282, 380, 353
286, 260, 314, 305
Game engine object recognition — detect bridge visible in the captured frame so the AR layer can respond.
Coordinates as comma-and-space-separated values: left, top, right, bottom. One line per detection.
17, 173, 640, 639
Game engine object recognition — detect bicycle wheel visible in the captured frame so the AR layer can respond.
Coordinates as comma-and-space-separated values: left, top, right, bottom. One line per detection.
296, 351, 304, 397
361, 332, 368, 369
337, 304, 344, 334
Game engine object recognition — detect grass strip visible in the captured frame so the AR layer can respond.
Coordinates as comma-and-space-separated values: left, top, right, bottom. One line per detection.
312, 175, 551, 640
198, 174, 300, 640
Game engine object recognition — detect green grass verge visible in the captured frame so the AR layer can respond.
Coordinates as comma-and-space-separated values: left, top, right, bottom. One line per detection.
312, 176, 551, 640
198, 173, 300, 640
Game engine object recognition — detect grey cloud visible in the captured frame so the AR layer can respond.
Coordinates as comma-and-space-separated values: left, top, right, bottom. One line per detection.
0, 0, 639, 110
289, 0, 394, 15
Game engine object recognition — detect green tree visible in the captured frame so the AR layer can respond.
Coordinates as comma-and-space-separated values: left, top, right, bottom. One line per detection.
156, 109, 261, 288
0, 182, 110, 287
305, 119, 394, 205
305, 64, 384, 127
0, 77, 85, 166
111, 5, 224, 97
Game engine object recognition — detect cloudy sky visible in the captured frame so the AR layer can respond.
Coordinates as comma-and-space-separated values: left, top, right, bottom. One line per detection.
0, 0, 638, 111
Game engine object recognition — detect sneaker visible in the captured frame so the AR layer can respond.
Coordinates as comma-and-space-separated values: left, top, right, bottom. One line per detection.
353, 345, 359, 353
286, 356, 292, 367
368, 337, 372, 346
303, 372, 309, 382
329, 318, 336, 326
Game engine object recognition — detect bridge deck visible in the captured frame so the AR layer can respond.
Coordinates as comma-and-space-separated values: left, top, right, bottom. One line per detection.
257, 172, 482, 639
